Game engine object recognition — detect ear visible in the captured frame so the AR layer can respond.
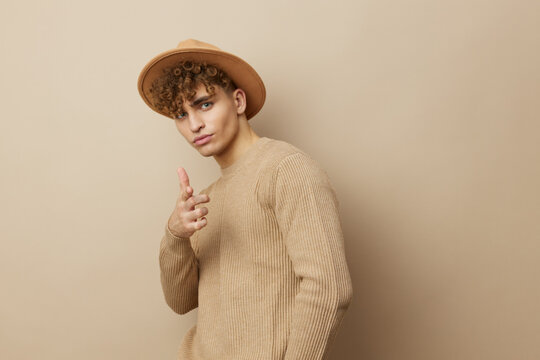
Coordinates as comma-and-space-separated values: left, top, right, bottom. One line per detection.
232, 88, 247, 115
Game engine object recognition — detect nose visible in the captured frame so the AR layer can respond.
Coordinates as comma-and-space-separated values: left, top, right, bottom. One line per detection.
187, 111, 205, 133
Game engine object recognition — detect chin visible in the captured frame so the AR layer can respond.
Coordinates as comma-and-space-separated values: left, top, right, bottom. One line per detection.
198, 151, 214, 158
195, 144, 216, 157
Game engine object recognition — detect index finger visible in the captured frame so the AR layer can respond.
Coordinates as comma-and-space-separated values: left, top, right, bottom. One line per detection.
177, 167, 193, 201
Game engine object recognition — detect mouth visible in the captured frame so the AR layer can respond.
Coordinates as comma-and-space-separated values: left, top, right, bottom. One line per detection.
194, 134, 213, 145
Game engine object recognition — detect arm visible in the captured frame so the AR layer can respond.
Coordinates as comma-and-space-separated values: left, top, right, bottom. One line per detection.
158, 221, 199, 315
274, 152, 354, 360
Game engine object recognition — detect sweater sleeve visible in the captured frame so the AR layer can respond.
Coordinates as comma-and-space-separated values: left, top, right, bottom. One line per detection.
158, 222, 199, 314
274, 152, 353, 360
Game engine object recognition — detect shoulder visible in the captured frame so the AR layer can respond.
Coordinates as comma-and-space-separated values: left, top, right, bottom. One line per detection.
264, 137, 305, 159
253, 137, 339, 207
271, 139, 330, 179
260, 138, 334, 194
268, 141, 340, 210
262, 137, 327, 175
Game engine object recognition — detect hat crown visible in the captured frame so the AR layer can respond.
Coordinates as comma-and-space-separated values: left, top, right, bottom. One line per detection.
176, 38, 221, 51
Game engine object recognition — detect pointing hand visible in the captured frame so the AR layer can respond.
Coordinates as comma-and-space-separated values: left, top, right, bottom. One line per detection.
167, 167, 210, 238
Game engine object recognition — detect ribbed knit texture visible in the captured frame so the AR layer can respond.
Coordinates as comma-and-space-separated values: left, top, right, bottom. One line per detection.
159, 136, 353, 360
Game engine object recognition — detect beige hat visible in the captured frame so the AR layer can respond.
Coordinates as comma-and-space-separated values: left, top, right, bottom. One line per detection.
137, 38, 266, 120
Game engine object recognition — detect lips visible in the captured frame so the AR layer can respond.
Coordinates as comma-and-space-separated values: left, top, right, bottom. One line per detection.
194, 134, 213, 145
194, 134, 211, 143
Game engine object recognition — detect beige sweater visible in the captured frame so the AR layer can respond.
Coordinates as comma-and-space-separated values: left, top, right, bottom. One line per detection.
159, 136, 353, 360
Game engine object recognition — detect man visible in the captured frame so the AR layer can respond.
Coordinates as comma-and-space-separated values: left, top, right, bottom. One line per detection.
137, 39, 353, 360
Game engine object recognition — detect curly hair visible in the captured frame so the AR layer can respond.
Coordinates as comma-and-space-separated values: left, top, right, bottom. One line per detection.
148, 60, 237, 119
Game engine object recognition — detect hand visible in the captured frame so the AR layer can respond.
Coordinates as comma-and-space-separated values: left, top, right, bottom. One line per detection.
167, 167, 210, 238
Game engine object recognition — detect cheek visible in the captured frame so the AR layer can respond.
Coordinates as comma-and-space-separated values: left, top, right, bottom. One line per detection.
205, 108, 227, 127
175, 122, 190, 137
174, 122, 183, 133
219, 114, 236, 134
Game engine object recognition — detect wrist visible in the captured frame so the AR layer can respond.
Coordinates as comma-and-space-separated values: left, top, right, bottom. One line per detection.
167, 219, 186, 239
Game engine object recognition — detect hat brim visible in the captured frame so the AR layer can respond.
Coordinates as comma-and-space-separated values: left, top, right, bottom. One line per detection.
137, 47, 266, 120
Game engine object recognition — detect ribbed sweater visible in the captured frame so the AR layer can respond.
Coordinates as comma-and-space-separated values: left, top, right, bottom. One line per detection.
159, 136, 353, 360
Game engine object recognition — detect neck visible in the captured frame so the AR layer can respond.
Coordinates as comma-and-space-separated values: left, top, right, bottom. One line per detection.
214, 122, 261, 170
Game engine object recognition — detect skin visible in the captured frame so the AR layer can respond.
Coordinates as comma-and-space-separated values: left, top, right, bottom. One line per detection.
167, 82, 261, 238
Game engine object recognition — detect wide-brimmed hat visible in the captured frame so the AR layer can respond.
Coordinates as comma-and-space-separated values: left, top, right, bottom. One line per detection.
137, 38, 266, 120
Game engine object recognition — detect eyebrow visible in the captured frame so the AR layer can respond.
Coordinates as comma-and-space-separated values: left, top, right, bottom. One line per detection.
189, 95, 214, 107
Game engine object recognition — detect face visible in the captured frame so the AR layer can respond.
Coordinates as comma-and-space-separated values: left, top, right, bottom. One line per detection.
173, 83, 247, 157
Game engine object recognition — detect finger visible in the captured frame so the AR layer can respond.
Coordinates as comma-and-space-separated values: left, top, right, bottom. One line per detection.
183, 195, 209, 212
185, 215, 206, 232
185, 205, 208, 222
193, 217, 207, 230
177, 167, 192, 201
192, 194, 210, 206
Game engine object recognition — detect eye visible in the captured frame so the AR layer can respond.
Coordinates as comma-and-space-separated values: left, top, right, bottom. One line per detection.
201, 102, 213, 109
176, 111, 187, 120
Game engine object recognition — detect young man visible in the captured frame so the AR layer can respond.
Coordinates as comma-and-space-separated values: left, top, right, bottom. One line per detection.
137, 39, 353, 360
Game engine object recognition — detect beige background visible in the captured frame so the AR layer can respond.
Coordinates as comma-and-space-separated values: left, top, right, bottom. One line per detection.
1, 0, 539, 359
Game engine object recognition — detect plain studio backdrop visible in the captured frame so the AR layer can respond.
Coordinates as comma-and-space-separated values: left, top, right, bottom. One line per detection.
1, 0, 539, 359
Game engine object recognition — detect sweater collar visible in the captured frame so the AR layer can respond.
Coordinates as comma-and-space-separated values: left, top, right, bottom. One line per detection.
219, 136, 270, 179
